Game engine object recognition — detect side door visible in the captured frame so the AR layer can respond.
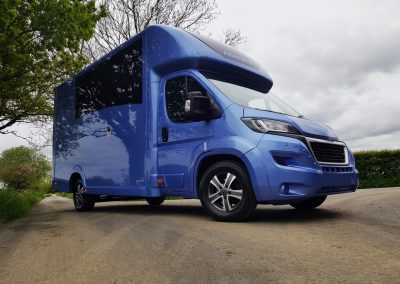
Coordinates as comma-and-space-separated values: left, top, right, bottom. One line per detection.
74, 38, 145, 191
158, 73, 217, 195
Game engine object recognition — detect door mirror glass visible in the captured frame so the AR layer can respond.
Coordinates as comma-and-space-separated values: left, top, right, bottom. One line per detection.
165, 76, 221, 123
185, 91, 212, 121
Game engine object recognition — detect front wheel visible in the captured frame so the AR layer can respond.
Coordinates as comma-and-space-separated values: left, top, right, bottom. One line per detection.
73, 179, 95, 212
199, 161, 257, 222
290, 196, 327, 210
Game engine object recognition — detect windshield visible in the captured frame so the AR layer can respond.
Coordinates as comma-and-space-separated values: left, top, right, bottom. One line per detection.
208, 78, 301, 117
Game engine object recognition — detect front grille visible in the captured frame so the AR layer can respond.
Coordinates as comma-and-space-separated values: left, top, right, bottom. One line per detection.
318, 185, 355, 194
322, 166, 353, 173
309, 141, 346, 164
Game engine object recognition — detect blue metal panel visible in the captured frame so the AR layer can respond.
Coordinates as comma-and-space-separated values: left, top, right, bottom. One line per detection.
75, 103, 146, 188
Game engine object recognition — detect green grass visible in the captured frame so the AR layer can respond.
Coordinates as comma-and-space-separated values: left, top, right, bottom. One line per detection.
165, 196, 184, 200
53, 191, 73, 199
0, 189, 45, 223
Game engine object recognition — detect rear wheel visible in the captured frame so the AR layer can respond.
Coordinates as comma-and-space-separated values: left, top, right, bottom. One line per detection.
146, 197, 165, 206
73, 179, 95, 212
199, 161, 257, 222
290, 196, 327, 210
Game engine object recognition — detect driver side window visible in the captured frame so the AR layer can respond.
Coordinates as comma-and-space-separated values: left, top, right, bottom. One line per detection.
165, 76, 206, 123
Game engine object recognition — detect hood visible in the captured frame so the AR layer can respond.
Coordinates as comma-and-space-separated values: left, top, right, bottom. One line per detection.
243, 108, 339, 141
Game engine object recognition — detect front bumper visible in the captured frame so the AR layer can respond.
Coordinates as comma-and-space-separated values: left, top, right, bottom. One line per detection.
243, 134, 359, 203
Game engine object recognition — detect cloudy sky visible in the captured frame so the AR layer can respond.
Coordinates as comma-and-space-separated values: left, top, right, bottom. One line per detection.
0, 0, 399, 156
208, 0, 400, 151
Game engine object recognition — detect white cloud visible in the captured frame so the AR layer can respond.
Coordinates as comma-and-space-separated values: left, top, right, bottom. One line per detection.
0, 130, 29, 153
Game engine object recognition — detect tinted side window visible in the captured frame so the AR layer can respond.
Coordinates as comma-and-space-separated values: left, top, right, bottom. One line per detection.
165, 76, 207, 123
76, 38, 142, 117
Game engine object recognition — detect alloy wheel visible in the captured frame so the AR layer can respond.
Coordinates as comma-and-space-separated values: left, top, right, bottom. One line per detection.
74, 182, 84, 209
208, 172, 243, 212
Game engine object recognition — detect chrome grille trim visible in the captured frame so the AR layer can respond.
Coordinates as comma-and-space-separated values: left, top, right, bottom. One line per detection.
306, 137, 349, 165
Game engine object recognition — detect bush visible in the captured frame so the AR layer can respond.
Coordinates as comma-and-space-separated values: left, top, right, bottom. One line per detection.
0, 190, 28, 221
24, 191, 46, 206
0, 146, 51, 190
354, 150, 400, 188
31, 180, 53, 194
0, 189, 46, 223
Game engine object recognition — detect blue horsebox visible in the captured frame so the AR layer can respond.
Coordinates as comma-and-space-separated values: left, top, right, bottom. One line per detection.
52, 25, 358, 221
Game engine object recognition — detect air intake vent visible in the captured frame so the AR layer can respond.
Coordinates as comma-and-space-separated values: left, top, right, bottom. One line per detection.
273, 157, 288, 166
318, 185, 355, 194
322, 166, 353, 173
308, 139, 347, 164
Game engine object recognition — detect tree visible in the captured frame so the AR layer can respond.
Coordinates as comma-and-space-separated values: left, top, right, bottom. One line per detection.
222, 28, 246, 48
84, 0, 246, 61
0, 146, 51, 190
0, 0, 106, 134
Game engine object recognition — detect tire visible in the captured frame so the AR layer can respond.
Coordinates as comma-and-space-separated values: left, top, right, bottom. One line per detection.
146, 197, 165, 206
290, 196, 327, 210
73, 179, 95, 212
199, 161, 257, 222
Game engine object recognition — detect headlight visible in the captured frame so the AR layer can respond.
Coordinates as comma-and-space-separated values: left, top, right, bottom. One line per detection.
241, 118, 301, 135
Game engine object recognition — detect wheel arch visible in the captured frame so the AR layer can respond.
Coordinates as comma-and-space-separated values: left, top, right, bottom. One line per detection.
195, 153, 251, 197
68, 166, 86, 193
69, 173, 82, 193
193, 146, 269, 201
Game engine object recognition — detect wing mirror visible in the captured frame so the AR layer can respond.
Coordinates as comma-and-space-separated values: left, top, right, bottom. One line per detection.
184, 91, 221, 122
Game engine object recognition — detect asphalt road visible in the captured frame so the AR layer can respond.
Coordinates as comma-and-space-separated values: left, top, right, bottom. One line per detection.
0, 188, 399, 284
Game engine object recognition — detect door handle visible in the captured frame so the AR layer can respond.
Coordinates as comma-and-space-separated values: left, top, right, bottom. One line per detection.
162, 127, 168, 142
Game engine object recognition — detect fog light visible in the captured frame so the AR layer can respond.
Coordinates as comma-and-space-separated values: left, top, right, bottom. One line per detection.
280, 184, 289, 194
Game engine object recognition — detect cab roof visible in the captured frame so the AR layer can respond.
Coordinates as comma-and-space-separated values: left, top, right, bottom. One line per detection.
70, 25, 273, 92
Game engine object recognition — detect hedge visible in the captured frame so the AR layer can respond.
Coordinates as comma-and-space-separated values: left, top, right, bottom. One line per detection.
354, 150, 400, 189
